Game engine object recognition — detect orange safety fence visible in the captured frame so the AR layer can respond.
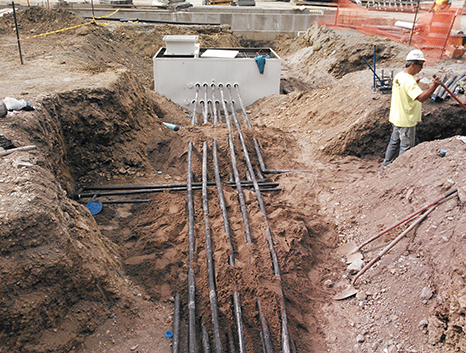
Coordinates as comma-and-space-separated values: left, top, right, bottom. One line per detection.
316, 0, 465, 63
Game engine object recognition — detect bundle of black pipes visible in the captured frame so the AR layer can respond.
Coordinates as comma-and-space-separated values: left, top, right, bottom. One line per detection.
173, 81, 298, 352
173, 137, 281, 352
224, 84, 291, 352
75, 81, 309, 350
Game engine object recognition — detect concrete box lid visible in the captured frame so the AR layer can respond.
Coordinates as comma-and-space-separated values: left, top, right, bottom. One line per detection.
163, 35, 199, 42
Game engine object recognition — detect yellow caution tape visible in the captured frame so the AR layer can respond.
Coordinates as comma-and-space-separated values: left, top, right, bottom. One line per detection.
19, 8, 121, 41
93, 8, 120, 20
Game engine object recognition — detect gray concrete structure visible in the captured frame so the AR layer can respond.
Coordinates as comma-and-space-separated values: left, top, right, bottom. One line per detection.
69, 4, 332, 40
8, 0, 464, 41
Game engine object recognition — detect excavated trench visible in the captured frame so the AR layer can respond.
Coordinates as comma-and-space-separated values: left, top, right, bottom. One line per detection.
13, 64, 466, 352
41, 74, 466, 353
3, 7, 466, 352
12, 70, 335, 352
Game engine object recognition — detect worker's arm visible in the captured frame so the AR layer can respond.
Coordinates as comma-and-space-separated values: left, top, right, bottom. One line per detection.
416, 76, 442, 102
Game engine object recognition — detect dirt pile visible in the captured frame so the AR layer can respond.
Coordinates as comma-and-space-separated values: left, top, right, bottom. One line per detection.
0, 65, 188, 353
275, 22, 410, 90
1, 5, 466, 353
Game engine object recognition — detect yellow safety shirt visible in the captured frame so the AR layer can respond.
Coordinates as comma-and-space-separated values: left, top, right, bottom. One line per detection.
389, 71, 424, 128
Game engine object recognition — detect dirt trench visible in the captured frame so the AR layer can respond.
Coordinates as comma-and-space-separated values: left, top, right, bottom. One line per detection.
2, 6, 466, 353
1, 68, 340, 352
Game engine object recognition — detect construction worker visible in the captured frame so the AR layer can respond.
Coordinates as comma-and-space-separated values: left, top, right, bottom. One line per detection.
381, 49, 441, 170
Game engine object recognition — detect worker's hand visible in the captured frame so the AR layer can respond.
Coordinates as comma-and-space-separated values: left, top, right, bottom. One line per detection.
415, 76, 421, 83
432, 75, 442, 87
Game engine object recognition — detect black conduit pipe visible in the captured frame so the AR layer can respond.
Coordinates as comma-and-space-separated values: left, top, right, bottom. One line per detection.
228, 134, 252, 246
203, 84, 209, 124
432, 73, 447, 100
200, 100, 207, 124
192, 84, 200, 125
227, 90, 291, 353
202, 142, 223, 353
225, 86, 241, 130
173, 292, 181, 353
208, 101, 214, 125
213, 140, 247, 352
219, 85, 232, 131
438, 73, 457, 100
260, 331, 267, 353
256, 188, 282, 193
217, 101, 223, 124
211, 84, 219, 125
201, 318, 212, 353
257, 298, 274, 353
279, 283, 291, 353
228, 96, 281, 276
219, 84, 252, 245
253, 138, 267, 172
292, 338, 298, 353
187, 142, 197, 353
73, 186, 206, 199
80, 182, 214, 191
231, 84, 252, 130
233, 291, 247, 353
256, 168, 266, 182
227, 328, 236, 353
98, 199, 152, 204
188, 266, 196, 353
213, 140, 236, 267
226, 182, 280, 188
188, 143, 196, 264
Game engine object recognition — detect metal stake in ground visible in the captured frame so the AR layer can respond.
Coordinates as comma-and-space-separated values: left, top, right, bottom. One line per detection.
12, 2, 23, 65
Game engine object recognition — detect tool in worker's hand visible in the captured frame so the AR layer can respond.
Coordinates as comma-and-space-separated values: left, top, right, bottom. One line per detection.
340, 188, 457, 257
433, 75, 466, 111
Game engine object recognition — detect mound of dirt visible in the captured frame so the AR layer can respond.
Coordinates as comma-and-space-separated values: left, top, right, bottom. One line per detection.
1, 5, 466, 353
275, 22, 411, 90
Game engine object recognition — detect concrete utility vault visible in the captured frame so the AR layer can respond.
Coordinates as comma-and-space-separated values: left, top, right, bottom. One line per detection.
153, 36, 281, 110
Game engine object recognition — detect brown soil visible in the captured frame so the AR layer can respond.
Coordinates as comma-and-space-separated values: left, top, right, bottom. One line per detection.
1, 6, 466, 353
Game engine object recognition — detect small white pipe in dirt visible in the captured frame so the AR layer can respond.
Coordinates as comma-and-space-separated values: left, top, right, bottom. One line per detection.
0, 145, 36, 157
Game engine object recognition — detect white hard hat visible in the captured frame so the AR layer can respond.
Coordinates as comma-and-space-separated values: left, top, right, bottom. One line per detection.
406, 49, 426, 62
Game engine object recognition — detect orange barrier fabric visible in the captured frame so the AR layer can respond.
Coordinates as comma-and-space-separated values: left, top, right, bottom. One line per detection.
316, 0, 465, 62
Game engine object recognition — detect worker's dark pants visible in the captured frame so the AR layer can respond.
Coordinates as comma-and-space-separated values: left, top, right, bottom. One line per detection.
382, 125, 416, 169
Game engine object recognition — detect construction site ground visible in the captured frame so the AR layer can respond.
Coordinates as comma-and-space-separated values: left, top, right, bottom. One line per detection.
2, 6, 466, 353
